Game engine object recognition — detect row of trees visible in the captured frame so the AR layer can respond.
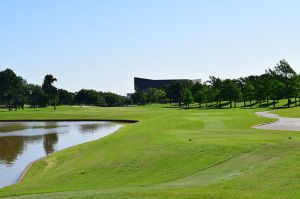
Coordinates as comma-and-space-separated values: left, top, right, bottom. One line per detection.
0, 69, 59, 111
0, 69, 129, 110
2, 59, 298, 110
74, 89, 131, 106
131, 59, 300, 109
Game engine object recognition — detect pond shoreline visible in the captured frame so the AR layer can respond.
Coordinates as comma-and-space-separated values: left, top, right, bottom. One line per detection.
17, 157, 44, 183
0, 120, 131, 188
13, 121, 130, 186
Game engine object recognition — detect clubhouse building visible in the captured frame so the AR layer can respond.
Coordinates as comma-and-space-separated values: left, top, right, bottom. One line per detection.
134, 77, 201, 91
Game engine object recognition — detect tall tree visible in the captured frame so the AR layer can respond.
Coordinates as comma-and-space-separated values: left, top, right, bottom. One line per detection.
207, 76, 222, 108
166, 82, 181, 105
181, 88, 193, 109
192, 82, 208, 108
290, 75, 300, 106
42, 75, 58, 110
256, 74, 271, 107
243, 82, 255, 107
271, 59, 297, 107
220, 79, 241, 108
205, 85, 217, 107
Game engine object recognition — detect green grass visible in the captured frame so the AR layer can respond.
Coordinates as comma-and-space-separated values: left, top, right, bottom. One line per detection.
0, 104, 300, 198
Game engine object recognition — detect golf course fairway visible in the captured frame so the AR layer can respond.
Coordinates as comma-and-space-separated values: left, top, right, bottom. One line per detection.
1, 105, 300, 199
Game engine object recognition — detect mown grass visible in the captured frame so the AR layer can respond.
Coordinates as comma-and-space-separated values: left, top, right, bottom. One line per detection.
0, 104, 300, 198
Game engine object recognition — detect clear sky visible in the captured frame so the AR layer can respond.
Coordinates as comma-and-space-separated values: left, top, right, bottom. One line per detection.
1, 0, 300, 95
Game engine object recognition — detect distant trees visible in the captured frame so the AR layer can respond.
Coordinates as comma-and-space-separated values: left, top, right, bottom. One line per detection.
72, 89, 127, 107
0, 68, 130, 110
58, 89, 74, 105
26, 84, 48, 108
1, 58, 299, 110
102, 92, 125, 106
132, 88, 167, 105
130, 59, 300, 109
74, 89, 104, 106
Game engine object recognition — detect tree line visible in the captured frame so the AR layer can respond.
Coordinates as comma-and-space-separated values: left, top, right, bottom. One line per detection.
131, 59, 300, 109
0, 69, 129, 111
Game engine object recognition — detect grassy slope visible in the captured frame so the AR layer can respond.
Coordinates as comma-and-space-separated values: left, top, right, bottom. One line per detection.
0, 105, 300, 198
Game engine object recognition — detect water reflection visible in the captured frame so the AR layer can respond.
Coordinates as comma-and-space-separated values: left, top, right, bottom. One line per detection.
79, 123, 115, 134
0, 136, 24, 164
0, 123, 27, 133
43, 133, 58, 155
0, 135, 57, 164
0, 121, 123, 188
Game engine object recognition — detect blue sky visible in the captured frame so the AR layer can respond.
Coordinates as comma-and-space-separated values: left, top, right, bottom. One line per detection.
1, 0, 300, 95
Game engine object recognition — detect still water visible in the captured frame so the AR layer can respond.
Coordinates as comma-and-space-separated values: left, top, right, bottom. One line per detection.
0, 121, 123, 188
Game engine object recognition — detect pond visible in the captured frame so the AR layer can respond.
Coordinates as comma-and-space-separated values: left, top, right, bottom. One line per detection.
0, 121, 123, 188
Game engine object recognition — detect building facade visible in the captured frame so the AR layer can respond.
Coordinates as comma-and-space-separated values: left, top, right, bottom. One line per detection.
134, 77, 201, 91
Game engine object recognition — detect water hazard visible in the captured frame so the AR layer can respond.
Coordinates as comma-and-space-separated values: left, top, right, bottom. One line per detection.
0, 121, 123, 188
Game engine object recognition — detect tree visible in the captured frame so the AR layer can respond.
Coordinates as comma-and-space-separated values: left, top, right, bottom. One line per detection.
146, 88, 157, 104
220, 79, 241, 108
194, 90, 203, 108
243, 82, 255, 107
166, 82, 181, 105
102, 92, 125, 106
191, 82, 202, 96
58, 89, 74, 105
131, 90, 147, 105
0, 69, 24, 111
272, 59, 297, 107
240, 76, 259, 107
74, 89, 103, 105
154, 89, 166, 103
166, 80, 193, 106
205, 85, 217, 107
13, 77, 27, 110
207, 76, 222, 107
192, 83, 208, 108
255, 74, 271, 107
26, 84, 48, 108
42, 75, 58, 110
182, 88, 193, 109
267, 68, 284, 107
290, 75, 300, 106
